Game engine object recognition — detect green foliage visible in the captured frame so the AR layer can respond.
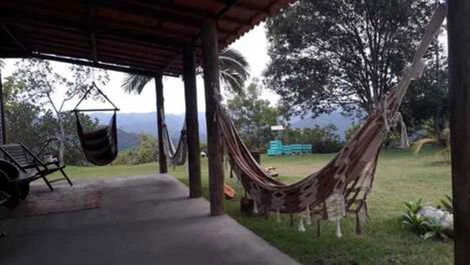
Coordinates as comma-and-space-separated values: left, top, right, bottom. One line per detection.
402, 59, 448, 132
282, 125, 343, 153
3, 69, 100, 165
218, 48, 250, 95
402, 198, 451, 242
438, 195, 453, 214
8, 59, 109, 163
12, 59, 109, 106
402, 199, 428, 235
402, 211, 428, 235
265, 0, 437, 117
113, 135, 157, 165
122, 48, 249, 96
121, 75, 152, 95
404, 198, 424, 215
5, 100, 42, 148
5, 101, 98, 165
226, 81, 279, 151
422, 218, 448, 242
42, 111, 99, 165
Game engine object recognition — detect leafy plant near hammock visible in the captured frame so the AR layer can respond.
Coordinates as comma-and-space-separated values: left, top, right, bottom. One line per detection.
402, 197, 453, 242
437, 195, 453, 213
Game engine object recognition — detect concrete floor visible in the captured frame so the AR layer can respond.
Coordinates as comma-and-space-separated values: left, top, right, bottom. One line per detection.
0, 174, 299, 265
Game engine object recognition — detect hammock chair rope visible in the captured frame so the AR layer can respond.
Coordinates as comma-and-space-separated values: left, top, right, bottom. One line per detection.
216, 4, 447, 235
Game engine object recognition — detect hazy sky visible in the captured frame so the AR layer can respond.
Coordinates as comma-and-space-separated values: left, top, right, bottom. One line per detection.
1, 23, 278, 114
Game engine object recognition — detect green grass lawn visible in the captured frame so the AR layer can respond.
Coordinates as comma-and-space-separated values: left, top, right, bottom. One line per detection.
57, 148, 453, 265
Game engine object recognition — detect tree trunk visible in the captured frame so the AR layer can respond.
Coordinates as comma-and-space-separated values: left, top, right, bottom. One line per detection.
57, 113, 65, 163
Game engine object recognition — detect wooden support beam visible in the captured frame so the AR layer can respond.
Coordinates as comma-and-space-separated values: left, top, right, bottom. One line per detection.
202, 18, 224, 216
183, 45, 202, 199
155, 74, 168, 174
448, 1, 470, 264
0, 69, 5, 145
23, 52, 159, 76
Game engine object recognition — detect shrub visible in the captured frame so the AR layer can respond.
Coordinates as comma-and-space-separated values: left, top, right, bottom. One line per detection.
282, 125, 343, 153
113, 135, 157, 165
402, 198, 452, 242
437, 195, 453, 214
402, 199, 427, 235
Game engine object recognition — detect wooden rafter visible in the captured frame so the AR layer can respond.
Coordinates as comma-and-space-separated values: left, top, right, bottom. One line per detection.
0, 0, 296, 76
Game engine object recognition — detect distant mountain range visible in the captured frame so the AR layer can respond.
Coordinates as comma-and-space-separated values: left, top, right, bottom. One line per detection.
289, 111, 357, 139
116, 128, 141, 150
91, 111, 355, 150
91, 112, 207, 142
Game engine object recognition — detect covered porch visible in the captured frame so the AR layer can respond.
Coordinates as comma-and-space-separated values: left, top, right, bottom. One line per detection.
0, 174, 298, 265
1, 0, 470, 264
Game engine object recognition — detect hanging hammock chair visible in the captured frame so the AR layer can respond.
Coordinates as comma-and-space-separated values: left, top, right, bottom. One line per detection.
217, 4, 446, 235
159, 106, 188, 167
72, 82, 119, 166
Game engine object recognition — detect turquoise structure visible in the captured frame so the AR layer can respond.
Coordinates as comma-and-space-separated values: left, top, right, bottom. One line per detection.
267, 140, 312, 156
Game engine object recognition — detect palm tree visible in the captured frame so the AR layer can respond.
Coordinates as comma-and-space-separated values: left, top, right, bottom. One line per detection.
121, 48, 250, 95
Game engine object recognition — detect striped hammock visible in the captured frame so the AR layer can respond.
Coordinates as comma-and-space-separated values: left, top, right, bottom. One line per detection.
217, 5, 446, 234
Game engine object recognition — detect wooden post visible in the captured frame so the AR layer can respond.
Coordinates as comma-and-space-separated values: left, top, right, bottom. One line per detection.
0, 70, 5, 145
448, 1, 470, 264
202, 18, 224, 216
155, 74, 168, 174
183, 46, 202, 198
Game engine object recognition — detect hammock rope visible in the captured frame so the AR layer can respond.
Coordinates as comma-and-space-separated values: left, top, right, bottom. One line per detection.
216, 4, 446, 233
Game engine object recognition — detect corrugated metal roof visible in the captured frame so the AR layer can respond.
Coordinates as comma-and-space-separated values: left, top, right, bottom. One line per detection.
0, 0, 296, 76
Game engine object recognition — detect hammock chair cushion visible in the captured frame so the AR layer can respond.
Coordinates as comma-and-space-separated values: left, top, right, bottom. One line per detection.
75, 112, 118, 166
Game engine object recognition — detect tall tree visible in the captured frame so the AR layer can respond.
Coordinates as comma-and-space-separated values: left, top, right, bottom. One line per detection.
121, 48, 250, 95
402, 58, 448, 133
2, 76, 98, 164
12, 59, 109, 162
226, 80, 279, 150
264, 0, 438, 117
